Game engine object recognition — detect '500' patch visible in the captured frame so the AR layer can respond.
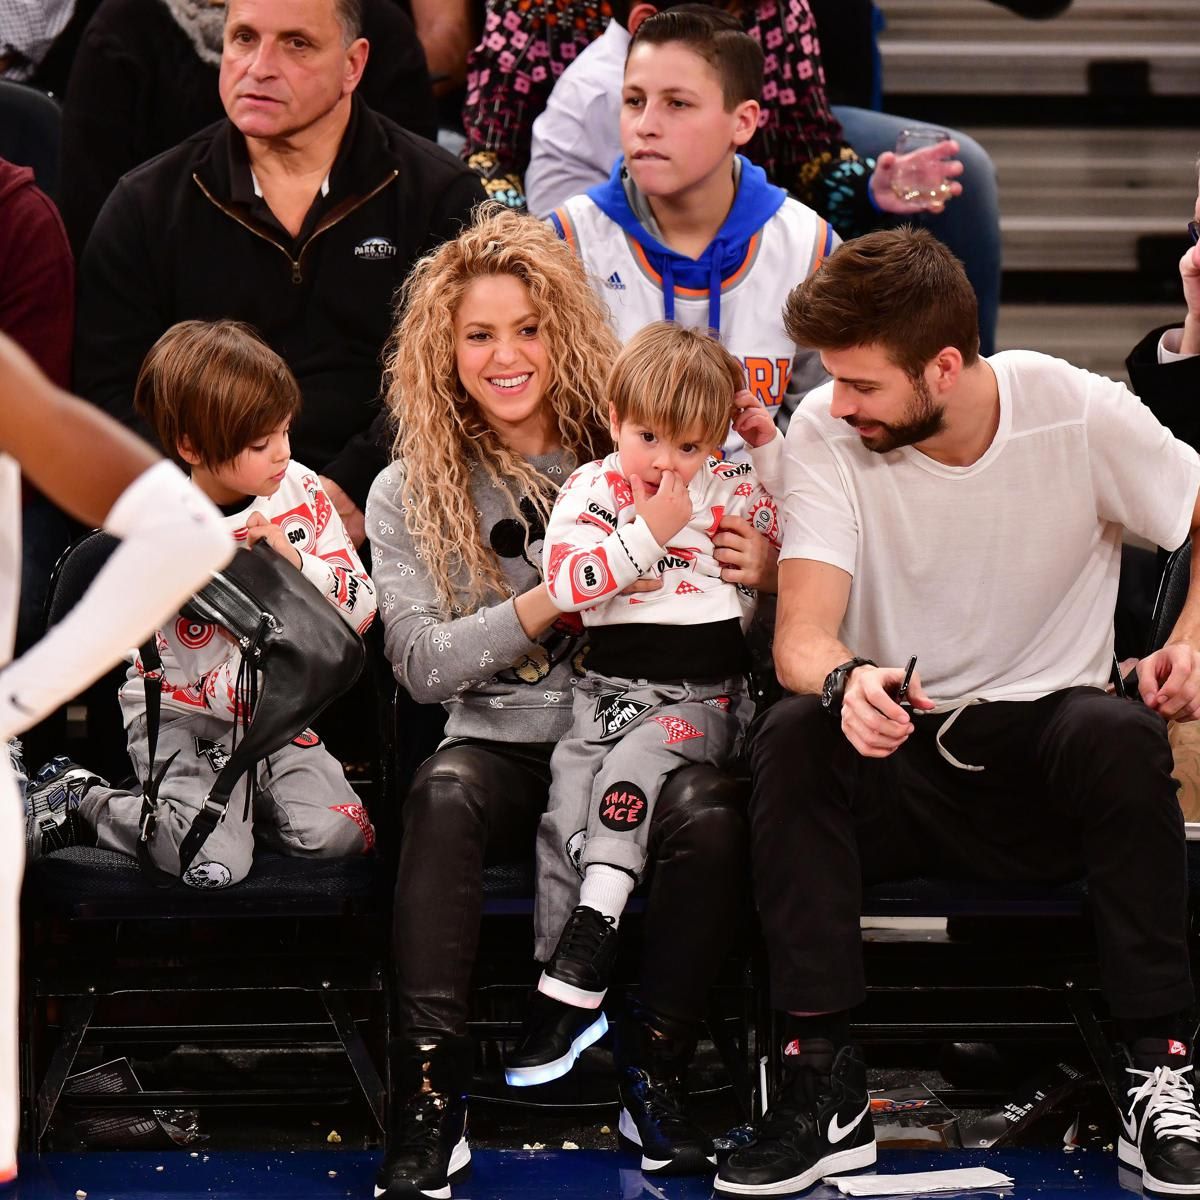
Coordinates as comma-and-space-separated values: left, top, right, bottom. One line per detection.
569, 547, 613, 605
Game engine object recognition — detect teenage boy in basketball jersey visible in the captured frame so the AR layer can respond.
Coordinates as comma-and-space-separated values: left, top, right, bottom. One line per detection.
548, 7, 837, 461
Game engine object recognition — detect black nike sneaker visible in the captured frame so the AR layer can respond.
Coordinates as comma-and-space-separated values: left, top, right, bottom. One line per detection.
504, 991, 609, 1087
716, 1039, 875, 1196
537, 904, 619, 1008
1118, 1039, 1200, 1195
615, 1002, 716, 1175
375, 1037, 472, 1200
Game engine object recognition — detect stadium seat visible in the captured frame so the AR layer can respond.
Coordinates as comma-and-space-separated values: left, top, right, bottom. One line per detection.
0, 80, 61, 201
20, 531, 393, 1152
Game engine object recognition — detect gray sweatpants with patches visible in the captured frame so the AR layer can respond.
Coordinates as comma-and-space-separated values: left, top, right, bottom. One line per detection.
534, 670, 747, 961
79, 710, 373, 889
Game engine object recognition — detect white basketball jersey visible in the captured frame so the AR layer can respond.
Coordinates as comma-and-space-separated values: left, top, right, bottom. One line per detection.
553, 196, 833, 456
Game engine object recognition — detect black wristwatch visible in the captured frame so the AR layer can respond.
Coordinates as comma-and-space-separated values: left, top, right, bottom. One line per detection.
820, 657, 876, 720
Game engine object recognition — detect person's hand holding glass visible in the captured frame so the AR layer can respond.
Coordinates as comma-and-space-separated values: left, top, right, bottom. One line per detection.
870, 126, 964, 216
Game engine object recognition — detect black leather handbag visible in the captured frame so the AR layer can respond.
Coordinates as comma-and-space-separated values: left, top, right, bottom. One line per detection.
137, 541, 366, 884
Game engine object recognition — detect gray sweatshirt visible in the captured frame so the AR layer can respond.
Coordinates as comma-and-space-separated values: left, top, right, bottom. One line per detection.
366, 451, 587, 743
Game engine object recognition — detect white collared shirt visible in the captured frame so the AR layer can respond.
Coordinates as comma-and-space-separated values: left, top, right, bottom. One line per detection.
1159, 326, 1197, 363
525, 19, 628, 217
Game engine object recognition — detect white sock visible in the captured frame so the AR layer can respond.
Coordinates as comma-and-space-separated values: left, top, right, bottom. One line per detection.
578, 864, 635, 927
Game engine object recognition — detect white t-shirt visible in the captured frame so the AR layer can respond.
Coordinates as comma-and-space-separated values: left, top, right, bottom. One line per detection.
780, 350, 1200, 705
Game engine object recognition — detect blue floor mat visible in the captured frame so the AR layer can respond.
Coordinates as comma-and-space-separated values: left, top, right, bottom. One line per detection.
11, 1147, 1146, 1199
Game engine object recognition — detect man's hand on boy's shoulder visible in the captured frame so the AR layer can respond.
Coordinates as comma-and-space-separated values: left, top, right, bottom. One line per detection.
732, 389, 780, 450
244, 511, 303, 571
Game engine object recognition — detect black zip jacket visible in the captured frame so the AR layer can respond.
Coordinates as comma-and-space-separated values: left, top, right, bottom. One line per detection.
1127, 324, 1200, 453
75, 96, 485, 509
58, 0, 438, 257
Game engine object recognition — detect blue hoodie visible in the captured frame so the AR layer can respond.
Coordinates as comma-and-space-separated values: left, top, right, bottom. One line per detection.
580, 153, 808, 337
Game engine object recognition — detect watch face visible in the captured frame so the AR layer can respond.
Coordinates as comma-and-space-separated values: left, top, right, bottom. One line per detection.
820, 672, 836, 710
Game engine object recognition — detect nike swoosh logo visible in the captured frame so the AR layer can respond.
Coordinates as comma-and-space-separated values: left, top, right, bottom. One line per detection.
828, 1100, 870, 1144
1119, 1108, 1140, 1143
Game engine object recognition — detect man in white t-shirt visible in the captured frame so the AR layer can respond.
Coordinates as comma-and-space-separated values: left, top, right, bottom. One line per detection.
717, 227, 1200, 1200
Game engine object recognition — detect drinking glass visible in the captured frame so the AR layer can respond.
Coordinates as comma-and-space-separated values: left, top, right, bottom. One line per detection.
891, 126, 954, 208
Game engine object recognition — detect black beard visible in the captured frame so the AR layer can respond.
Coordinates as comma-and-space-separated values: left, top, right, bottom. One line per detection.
848, 375, 946, 454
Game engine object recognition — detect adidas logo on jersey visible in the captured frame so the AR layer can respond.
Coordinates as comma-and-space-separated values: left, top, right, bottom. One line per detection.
605, 272, 626, 290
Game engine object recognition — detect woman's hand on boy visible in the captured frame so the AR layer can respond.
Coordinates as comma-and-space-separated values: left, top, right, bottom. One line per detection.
714, 515, 779, 593
619, 577, 664, 596
245, 511, 303, 571
631, 471, 691, 546
731, 390, 779, 449
319, 476, 366, 548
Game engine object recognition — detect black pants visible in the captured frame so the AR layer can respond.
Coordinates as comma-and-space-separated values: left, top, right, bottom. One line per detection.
393, 739, 747, 1041
750, 689, 1192, 1020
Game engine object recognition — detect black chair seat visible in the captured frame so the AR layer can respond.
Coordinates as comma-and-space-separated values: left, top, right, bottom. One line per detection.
25, 847, 380, 920
482, 860, 536, 900
862, 876, 1089, 919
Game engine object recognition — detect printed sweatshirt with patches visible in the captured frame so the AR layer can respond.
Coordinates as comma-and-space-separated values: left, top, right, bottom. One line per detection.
543, 439, 781, 681
120, 461, 376, 725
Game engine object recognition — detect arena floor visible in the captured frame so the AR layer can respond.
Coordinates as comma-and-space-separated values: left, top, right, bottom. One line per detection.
12, 1146, 1139, 1199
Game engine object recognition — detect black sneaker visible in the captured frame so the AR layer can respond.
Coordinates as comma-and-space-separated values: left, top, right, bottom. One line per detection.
716, 1040, 875, 1196
375, 1038, 472, 1200
537, 904, 618, 1008
1118, 1040, 1200, 1195
25, 757, 104, 861
616, 1002, 716, 1175
504, 992, 609, 1087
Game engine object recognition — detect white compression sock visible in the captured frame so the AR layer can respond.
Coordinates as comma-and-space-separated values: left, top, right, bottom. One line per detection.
578, 864, 636, 926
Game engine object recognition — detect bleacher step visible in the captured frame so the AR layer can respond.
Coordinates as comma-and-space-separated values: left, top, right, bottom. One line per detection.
877, 0, 1199, 96
964, 126, 1198, 272
996, 302, 1182, 383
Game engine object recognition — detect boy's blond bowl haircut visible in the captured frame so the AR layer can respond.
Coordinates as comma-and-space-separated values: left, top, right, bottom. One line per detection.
133, 319, 301, 470
608, 321, 745, 452
382, 203, 619, 616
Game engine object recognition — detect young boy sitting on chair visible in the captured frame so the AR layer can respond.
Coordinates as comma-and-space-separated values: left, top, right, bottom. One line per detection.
33, 320, 377, 888
505, 321, 781, 1086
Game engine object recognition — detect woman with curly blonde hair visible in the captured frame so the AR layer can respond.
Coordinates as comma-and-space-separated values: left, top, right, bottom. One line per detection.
384, 203, 615, 616
367, 206, 749, 1198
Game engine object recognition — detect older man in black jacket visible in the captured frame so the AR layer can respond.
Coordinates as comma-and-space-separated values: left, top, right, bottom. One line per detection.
75, 0, 484, 544
1126, 169, 1200, 451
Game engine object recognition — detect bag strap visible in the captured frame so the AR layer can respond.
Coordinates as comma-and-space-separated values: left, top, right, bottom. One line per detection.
136, 635, 182, 888
136, 618, 270, 884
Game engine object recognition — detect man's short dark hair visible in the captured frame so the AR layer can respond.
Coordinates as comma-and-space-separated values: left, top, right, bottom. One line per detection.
783, 226, 981, 379
627, 5, 763, 109
225, 0, 361, 44
334, 0, 363, 43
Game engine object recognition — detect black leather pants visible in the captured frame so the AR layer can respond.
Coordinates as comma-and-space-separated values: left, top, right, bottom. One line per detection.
392, 739, 747, 1041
